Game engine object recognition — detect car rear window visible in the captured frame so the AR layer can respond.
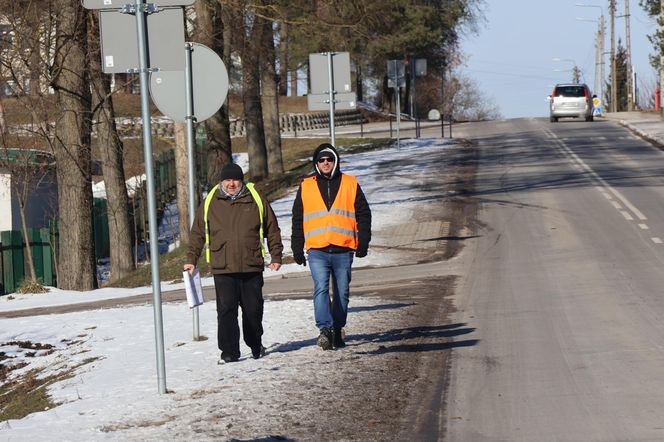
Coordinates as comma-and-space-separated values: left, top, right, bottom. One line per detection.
554, 86, 586, 97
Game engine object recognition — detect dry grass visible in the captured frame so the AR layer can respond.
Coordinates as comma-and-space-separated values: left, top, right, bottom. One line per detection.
15, 279, 49, 294
0, 356, 100, 421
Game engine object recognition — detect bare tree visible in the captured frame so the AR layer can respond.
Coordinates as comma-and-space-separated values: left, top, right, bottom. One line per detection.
236, 5, 268, 181
195, 0, 232, 185
277, 21, 289, 96
259, 5, 284, 175
87, 11, 135, 283
51, 0, 97, 290
173, 122, 190, 244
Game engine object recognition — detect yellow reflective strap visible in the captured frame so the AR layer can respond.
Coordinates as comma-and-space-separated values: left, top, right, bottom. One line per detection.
202, 182, 265, 263
245, 182, 265, 257
203, 184, 220, 263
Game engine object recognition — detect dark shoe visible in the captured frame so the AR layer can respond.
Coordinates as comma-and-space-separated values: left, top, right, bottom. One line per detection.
252, 345, 266, 359
317, 327, 333, 350
219, 352, 239, 364
333, 327, 345, 349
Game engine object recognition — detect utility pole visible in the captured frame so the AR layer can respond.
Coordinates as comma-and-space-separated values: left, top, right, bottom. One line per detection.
625, 0, 634, 110
600, 13, 606, 107
594, 28, 600, 96
610, 0, 617, 112
661, 0, 664, 117
576, 3, 606, 106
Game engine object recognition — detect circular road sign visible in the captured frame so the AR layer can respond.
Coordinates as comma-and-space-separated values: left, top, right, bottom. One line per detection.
150, 43, 229, 123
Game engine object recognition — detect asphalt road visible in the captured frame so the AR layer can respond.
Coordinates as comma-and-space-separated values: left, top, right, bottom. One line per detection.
442, 117, 664, 441
10, 116, 664, 440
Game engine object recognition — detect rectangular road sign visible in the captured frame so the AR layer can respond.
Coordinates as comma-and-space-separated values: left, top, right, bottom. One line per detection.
415, 58, 427, 77
309, 52, 352, 95
307, 92, 357, 111
387, 60, 405, 88
99, 7, 185, 73
82, 0, 194, 8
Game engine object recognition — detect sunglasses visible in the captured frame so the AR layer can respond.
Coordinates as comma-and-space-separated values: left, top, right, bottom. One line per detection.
317, 157, 334, 164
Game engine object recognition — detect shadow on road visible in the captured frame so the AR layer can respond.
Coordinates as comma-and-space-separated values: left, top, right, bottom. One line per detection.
272, 322, 478, 354
348, 302, 414, 313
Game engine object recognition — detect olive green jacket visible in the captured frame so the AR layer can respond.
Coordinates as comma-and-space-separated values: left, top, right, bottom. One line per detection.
186, 185, 283, 274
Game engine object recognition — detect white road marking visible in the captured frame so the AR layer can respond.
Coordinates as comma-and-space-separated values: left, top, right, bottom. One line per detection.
543, 128, 648, 222
652, 237, 663, 244
639, 224, 649, 230
620, 210, 634, 221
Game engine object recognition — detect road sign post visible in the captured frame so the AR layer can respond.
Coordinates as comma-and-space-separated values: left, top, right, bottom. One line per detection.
82, 0, 198, 395
183, 43, 199, 341
150, 42, 228, 341
134, 0, 167, 395
308, 52, 355, 147
387, 59, 405, 148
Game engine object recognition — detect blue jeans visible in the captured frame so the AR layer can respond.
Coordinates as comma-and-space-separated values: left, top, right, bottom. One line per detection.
307, 249, 354, 330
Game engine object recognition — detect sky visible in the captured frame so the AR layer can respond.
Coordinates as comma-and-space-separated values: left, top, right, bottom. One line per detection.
459, 0, 658, 118
0, 137, 456, 440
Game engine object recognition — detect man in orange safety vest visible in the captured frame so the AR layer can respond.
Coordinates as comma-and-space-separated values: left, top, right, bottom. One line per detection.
291, 143, 372, 350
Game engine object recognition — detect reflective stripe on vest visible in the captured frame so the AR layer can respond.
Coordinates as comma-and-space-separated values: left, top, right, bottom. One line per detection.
301, 174, 358, 250
203, 182, 265, 263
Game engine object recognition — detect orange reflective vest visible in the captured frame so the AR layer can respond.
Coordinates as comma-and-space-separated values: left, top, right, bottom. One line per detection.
302, 174, 358, 250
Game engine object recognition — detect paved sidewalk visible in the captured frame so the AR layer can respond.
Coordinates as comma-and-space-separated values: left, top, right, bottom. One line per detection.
602, 111, 664, 146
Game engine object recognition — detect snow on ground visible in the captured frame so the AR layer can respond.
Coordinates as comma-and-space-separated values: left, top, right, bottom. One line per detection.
0, 138, 457, 440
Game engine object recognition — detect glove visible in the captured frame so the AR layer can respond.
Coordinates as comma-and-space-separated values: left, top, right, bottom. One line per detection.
355, 243, 368, 258
293, 250, 307, 266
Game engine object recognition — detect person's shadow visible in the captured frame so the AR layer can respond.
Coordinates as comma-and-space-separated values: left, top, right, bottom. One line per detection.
270, 302, 478, 354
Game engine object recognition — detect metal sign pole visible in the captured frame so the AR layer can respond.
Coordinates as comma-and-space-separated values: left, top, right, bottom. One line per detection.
326, 52, 336, 147
184, 42, 200, 341
396, 84, 401, 149
135, 0, 166, 394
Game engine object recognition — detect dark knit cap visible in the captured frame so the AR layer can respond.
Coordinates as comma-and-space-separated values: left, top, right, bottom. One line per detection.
220, 163, 244, 181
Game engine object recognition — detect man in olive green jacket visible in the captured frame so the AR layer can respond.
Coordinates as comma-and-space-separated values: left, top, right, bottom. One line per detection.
184, 163, 283, 363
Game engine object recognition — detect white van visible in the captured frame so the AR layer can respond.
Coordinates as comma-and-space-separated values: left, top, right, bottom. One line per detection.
548, 84, 593, 122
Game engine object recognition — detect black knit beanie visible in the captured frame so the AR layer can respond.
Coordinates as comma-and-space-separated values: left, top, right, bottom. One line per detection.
220, 163, 244, 181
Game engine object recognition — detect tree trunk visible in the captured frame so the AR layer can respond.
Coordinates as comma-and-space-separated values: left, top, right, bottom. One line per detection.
356, 64, 363, 102
17, 198, 37, 282
0, 100, 6, 135
290, 65, 298, 96
240, 11, 268, 181
26, 2, 42, 97
52, 0, 96, 291
260, 15, 284, 175
88, 11, 135, 283
278, 22, 288, 96
174, 122, 190, 244
195, 0, 232, 185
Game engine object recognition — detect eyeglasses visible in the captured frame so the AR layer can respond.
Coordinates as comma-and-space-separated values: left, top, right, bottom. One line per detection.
317, 157, 334, 164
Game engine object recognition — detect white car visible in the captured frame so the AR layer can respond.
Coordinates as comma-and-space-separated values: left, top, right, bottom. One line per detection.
548, 83, 593, 122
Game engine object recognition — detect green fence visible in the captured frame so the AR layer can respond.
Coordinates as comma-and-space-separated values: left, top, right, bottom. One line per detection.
93, 198, 110, 259
0, 228, 56, 295
0, 126, 209, 294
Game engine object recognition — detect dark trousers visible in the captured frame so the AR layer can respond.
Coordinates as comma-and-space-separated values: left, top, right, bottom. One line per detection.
213, 272, 264, 358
